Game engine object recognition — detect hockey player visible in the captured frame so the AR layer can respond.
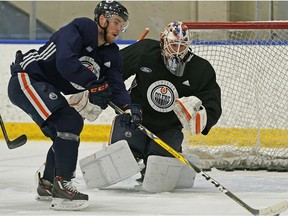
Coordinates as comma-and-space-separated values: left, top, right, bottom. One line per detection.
7, 1, 142, 210
77, 21, 222, 193
109, 21, 222, 186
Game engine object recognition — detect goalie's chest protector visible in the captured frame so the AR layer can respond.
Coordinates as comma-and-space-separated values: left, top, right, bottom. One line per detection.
131, 51, 196, 114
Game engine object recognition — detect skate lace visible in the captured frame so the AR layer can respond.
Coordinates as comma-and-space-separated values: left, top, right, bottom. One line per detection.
63, 180, 81, 194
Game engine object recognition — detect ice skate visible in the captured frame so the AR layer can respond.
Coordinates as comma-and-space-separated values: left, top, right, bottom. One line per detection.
35, 172, 53, 201
50, 176, 89, 211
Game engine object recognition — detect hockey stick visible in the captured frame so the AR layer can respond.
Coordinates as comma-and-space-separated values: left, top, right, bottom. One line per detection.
137, 27, 149, 41
0, 114, 27, 149
108, 101, 288, 216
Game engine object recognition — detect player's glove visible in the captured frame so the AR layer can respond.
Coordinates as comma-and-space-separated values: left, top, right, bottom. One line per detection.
68, 90, 102, 122
86, 77, 112, 109
173, 96, 207, 135
119, 104, 142, 129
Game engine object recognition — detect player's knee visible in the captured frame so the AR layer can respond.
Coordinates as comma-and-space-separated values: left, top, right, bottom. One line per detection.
148, 128, 183, 157
54, 106, 84, 136
109, 115, 147, 158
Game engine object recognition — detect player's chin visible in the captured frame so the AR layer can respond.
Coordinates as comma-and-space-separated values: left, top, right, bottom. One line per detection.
106, 35, 117, 44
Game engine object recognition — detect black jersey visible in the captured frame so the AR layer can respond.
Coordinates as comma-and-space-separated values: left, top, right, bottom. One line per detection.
120, 39, 221, 134
19, 17, 130, 107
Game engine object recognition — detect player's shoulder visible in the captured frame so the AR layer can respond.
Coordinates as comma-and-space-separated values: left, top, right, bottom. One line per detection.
72, 17, 95, 25
69, 17, 97, 32
187, 53, 216, 76
125, 38, 159, 53
191, 53, 212, 66
135, 38, 159, 48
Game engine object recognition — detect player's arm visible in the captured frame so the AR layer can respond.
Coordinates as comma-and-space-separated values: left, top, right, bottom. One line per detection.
103, 48, 142, 125
194, 63, 222, 135
54, 18, 99, 88
174, 62, 221, 135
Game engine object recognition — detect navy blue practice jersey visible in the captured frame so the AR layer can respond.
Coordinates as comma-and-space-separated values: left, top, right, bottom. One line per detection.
19, 17, 130, 107
120, 39, 222, 134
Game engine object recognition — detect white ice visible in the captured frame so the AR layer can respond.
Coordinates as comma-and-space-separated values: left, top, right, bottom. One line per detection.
1, 140, 288, 216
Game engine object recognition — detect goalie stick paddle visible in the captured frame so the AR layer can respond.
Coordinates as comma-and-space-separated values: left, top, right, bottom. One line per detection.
108, 101, 288, 216
0, 114, 27, 149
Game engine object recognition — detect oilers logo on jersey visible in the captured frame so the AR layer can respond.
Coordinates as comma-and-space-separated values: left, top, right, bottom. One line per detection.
147, 80, 179, 113
79, 56, 100, 79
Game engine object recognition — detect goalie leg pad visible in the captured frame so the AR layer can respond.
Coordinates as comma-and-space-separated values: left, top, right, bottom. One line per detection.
142, 155, 184, 193
142, 154, 200, 192
175, 153, 201, 189
79, 140, 142, 189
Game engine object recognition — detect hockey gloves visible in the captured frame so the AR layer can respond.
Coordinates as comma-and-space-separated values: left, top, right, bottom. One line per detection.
120, 104, 142, 129
86, 77, 112, 109
173, 96, 207, 135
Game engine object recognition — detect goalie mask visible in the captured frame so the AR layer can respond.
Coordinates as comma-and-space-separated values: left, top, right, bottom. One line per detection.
160, 22, 193, 77
94, 0, 129, 33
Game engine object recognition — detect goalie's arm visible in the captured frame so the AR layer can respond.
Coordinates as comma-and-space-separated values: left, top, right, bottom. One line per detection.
174, 62, 222, 135
195, 67, 222, 135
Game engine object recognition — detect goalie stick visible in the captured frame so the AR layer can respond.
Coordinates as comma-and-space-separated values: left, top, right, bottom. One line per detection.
0, 114, 27, 149
137, 27, 149, 41
108, 101, 288, 216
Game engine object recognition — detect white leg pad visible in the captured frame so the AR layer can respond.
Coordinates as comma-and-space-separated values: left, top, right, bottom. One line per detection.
142, 154, 201, 193
79, 140, 142, 189
175, 153, 201, 189
142, 155, 183, 193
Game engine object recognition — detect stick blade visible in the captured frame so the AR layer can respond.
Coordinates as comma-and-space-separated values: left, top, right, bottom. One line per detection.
7, 134, 27, 149
258, 200, 288, 216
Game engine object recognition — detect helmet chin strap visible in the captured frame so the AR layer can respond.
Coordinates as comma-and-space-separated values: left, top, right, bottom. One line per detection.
98, 20, 110, 43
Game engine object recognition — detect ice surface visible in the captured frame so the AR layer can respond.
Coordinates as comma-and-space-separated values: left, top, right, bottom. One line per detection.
0, 140, 288, 216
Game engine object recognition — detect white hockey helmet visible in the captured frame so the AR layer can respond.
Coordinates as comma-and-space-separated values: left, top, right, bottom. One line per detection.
160, 21, 193, 77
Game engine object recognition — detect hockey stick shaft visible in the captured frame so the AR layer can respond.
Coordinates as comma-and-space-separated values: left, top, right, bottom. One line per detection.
0, 114, 27, 149
137, 28, 149, 41
109, 101, 288, 216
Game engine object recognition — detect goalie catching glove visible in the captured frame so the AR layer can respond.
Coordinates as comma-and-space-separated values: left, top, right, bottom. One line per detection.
173, 96, 207, 135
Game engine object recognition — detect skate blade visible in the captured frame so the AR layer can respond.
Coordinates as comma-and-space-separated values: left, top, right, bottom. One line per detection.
50, 198, 89, 211
35, 195, 52, 201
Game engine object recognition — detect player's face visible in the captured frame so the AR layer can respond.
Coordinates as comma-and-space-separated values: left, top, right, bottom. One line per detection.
105, 15, 127, 43
168, 44, 187, 56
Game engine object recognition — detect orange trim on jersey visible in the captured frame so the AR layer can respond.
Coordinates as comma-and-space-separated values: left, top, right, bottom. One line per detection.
19, 73, 50, 118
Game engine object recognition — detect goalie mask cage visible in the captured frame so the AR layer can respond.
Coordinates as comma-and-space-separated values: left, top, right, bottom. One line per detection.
182, 21, 288, 171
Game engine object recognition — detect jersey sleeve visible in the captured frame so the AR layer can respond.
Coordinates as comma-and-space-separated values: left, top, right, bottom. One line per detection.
193, 61, 222, 135
101, 45, 132, 107
52, 18, 98, 88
